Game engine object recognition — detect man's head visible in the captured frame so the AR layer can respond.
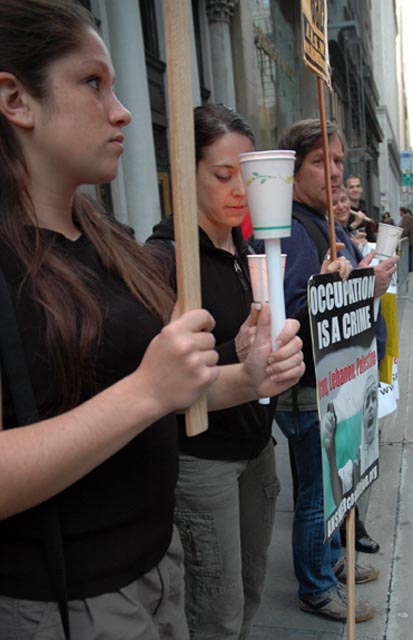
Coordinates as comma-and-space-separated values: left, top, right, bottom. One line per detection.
362, 373, 378, 446
345, 175, 363, 207
278, 119, 346, 213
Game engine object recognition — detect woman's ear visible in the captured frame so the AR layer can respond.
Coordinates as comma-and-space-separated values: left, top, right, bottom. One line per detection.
0, 72, 34, 129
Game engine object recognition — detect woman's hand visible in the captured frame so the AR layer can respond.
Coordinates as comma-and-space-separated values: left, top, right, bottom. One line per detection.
234, 306, 259, 362
136, 308, 220, 414
243, 305, 305, 398
350, 230, 367, 250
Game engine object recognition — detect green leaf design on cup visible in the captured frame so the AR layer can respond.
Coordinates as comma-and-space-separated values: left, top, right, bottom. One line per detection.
245, 172, 293, 186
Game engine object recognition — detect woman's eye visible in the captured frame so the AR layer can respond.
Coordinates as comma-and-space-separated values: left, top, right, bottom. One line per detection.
87, 76, 100, 89
215, 175, 231, 182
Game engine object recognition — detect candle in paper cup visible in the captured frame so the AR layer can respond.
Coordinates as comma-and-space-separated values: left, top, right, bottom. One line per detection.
247, 252, 286, 406
247, 255, 268, 307
247, 254, 286, 308
281, 252, 286, 279
239, 150, 295, 240
375, 223, 403, 261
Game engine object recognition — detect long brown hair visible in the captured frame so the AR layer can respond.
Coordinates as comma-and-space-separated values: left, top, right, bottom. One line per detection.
0, 0, 174, 411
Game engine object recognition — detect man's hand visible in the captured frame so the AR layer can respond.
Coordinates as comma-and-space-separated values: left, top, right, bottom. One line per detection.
359, 252, 399, 297
322, 401, 338, 455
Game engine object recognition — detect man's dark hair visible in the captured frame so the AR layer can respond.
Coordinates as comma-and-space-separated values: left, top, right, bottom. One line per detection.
277, 118, 346, 174
345, 174, 361, 184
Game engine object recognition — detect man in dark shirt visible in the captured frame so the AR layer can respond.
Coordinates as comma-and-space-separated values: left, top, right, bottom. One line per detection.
273, 119, 398, 623
345, 175, 377, 242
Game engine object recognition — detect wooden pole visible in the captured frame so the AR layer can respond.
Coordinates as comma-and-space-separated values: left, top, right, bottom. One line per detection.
164, 0, 208, 437
346, 508, 356, 640
317, 77, 337, 261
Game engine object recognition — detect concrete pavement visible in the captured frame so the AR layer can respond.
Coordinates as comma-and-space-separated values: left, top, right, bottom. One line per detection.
251, 275, 413, 639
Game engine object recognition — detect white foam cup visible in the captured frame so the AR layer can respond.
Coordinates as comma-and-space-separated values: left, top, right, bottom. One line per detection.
375, 223, 403, 261
239, 150, 295, 240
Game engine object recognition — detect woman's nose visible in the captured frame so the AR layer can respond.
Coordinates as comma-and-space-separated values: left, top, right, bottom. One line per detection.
233, 172, 246, 196
111, 94, 132, 128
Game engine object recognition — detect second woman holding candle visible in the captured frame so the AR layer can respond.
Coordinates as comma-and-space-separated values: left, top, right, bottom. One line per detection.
147, 103, 304, 639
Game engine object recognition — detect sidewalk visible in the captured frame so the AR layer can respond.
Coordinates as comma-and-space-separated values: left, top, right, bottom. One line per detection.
251, 275, 413, 639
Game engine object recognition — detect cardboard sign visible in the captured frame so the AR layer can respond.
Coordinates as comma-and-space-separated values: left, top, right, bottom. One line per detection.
301, 0, 331, 87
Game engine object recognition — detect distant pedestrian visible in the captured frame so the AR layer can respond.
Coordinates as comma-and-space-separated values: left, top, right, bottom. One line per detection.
345, 175, 377, 241
401, 207, 413, 271
381, 212, 395, 225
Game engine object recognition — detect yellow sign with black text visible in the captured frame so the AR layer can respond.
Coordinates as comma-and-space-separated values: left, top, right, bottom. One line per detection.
301, 0, 331, 87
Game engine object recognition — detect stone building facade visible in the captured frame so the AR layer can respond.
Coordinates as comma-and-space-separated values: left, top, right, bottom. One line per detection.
80, 0, 403, 237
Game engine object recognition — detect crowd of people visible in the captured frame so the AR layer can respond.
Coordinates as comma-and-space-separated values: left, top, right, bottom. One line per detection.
0, 1, 401, 639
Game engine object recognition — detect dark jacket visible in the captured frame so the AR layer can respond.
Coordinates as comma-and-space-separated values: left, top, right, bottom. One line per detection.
256, 201, 386, 387
146, 215, 276, 461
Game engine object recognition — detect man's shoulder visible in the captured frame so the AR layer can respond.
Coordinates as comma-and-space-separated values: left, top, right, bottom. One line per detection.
290, 203, 329, 262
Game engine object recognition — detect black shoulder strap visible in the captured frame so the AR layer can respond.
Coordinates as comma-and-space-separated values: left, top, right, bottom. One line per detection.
0, 269, 71, 640
292, 210, 329, 264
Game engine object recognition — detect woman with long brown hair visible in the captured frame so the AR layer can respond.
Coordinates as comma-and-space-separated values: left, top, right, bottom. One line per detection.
0, 2, 304, 638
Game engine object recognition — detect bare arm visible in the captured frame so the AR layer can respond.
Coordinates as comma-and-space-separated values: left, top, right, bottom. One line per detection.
0, 306, 304, 519
0, 309, 219, 520
322, 402, 344, 507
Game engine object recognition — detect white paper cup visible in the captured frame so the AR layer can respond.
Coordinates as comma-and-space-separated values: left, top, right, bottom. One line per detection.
375, 223, 403, 261
239, 150, 295, 240
247, 254, 286, 307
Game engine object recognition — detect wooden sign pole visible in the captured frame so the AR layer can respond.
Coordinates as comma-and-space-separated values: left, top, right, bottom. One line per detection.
164, 0, 208, 437
317, 77, 337, 261
346, 507, 356, 640
303, 2, 355, 634
317, 76, 356, 639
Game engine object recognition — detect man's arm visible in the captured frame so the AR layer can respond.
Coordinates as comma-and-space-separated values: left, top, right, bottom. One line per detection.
322, 402, 344, 507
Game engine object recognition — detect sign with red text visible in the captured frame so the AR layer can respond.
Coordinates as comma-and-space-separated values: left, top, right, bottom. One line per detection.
301, 0, 331, 87
308, 269, 379, 540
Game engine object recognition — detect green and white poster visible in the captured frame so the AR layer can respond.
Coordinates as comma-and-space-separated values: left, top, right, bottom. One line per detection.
308, 268, 379, 540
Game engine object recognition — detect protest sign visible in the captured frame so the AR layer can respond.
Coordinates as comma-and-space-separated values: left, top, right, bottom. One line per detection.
301, 0, 331, 87
308, 268, 379, 541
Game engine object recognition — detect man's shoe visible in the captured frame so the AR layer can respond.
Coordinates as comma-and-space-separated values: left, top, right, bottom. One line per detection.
333, 558, 379, 584
299, 584, 376, 622
356, 535, 380, 554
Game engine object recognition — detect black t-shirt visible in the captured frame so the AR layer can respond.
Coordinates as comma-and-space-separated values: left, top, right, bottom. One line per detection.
0, 232, 178, 599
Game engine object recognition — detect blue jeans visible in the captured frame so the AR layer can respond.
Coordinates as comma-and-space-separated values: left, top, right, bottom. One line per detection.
275, 410, 342, 600
174, 441, 279, 639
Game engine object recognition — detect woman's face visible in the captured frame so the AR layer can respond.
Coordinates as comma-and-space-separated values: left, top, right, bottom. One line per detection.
196, 131, 254, 234
22, 28, 131, 193
333, 190, 351, 227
